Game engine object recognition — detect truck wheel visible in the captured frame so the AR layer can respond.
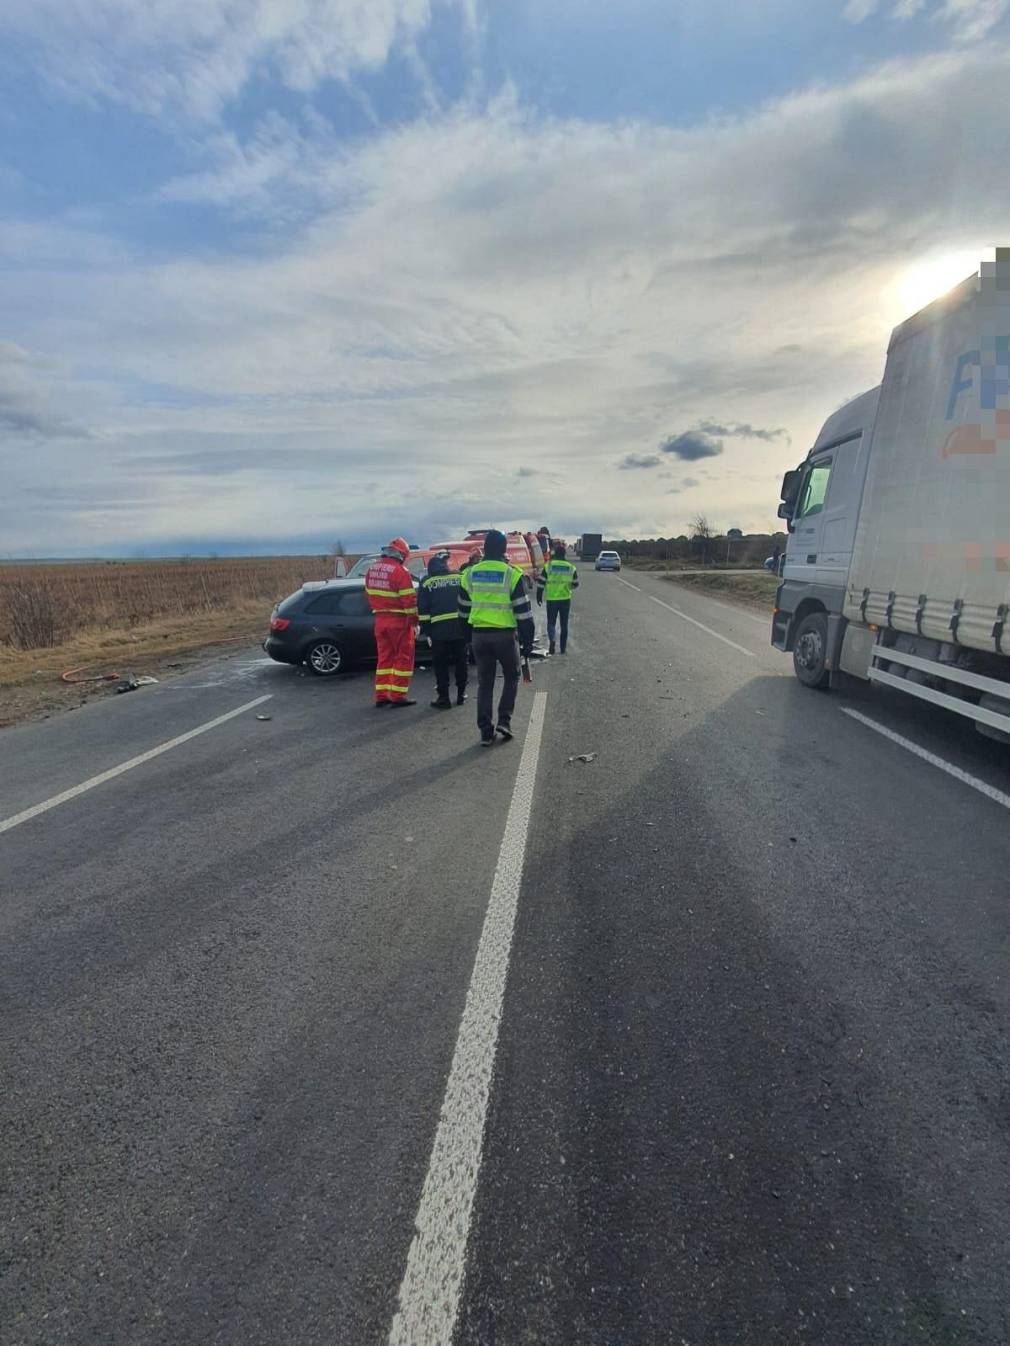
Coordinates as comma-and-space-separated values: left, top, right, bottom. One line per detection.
793, 613, 830, 689
304, 639, 345, 676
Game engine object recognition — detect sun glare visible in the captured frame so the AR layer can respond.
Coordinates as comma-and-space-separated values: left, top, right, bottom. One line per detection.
893, 250, 987, 317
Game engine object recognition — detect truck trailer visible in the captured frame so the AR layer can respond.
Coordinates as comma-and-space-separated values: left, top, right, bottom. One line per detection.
578, 533, 604, 562
773, 252, 1010, 739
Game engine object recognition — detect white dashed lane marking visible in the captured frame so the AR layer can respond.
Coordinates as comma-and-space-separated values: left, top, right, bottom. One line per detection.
841, 707, 1010, 811
0, 695, 273, 836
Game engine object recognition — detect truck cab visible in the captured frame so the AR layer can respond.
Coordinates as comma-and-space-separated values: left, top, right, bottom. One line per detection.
772, 386, 879, 672
771, 256, 1010, 739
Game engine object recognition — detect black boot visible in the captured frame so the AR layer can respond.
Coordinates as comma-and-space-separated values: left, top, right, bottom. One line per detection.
431, 695, 452, 709
456, 689, 468, 705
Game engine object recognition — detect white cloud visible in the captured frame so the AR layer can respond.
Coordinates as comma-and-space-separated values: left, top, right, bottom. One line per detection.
842, 0, 1009, 37
0, 0, 474, 122
3, 41, 1009, 550
0, 341, 92, 440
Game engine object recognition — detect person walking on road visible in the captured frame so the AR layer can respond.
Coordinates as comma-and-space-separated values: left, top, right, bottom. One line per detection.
458, 529, 535, 746
536, 540, 579, 654
364, 537, 418, 707
418, 551, 468, 709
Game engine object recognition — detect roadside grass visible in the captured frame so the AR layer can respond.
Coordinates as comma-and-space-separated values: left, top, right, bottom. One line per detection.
0, 556, 344, 727
661, 569, 779, 610
620, 557, 768, 572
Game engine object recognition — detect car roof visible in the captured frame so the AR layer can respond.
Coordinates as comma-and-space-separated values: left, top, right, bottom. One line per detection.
300, 577, 364, 592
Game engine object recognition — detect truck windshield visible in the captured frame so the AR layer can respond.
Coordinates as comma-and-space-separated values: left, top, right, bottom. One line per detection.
795, 460, 832, 519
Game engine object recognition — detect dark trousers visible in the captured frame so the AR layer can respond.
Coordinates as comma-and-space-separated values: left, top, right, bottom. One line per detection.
546, 599, 571, 651
472, 629, 520, 736
432, 638, 468, 699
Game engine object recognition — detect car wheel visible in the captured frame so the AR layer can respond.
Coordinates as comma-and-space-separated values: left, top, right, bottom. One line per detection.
305, 638, 345, 676
792, 612, 829, 689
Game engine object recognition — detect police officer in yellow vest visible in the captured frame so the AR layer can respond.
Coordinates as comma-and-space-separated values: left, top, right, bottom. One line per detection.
536, 541, 579, 654
458, 529, 535, 746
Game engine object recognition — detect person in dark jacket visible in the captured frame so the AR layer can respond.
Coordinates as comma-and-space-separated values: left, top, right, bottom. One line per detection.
418, 551, 468, 708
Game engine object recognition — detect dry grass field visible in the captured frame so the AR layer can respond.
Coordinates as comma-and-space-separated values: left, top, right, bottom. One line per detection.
661, 568, 779, 609
0, 556, 343, 727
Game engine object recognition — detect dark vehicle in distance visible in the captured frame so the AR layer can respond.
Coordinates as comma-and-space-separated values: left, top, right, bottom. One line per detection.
264, 576, 430, 676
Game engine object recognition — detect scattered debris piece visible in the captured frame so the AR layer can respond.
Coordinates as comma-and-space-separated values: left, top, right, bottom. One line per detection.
134, 675, 159, 686
255, 714, 272, 721
167, 661, 183, 668
567, 752, 598, 764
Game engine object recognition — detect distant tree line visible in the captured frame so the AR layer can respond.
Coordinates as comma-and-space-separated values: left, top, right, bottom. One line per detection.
603, 517, 786, 567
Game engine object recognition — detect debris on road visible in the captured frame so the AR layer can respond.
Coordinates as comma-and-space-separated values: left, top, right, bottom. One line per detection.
568, 752, 598, 764
255, 714, 272, 721
114, 674, 159, 694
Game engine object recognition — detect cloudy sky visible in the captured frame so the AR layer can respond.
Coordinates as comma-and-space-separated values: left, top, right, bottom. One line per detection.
1, 0, 1007, 556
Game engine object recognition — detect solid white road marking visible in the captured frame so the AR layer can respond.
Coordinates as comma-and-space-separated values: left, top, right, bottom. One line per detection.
0, 694, 273, 836
840, 708, 1010, 811
618, 573, 766, 626
647, 594, 756, 657
389, 691, 548, 1346
673, 591, 769, 627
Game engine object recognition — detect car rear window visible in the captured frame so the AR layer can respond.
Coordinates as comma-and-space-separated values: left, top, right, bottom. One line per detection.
304, 590, 347, 614
303, 587, 371, 615
276, 589, 307, 614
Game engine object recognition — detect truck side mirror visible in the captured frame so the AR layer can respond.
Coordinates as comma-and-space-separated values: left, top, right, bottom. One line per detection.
779, 468, 801, 506
778, 467, 803, 532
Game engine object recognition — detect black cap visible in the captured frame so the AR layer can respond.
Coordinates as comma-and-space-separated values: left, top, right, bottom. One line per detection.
484, 529, 507, 559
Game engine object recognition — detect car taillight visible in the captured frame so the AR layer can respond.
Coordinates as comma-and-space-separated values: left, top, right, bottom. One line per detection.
270, 617, 290, 631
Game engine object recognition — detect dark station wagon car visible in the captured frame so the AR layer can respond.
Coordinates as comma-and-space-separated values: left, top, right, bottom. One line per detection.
264, 553, 441, 676
264, 579, 380, 675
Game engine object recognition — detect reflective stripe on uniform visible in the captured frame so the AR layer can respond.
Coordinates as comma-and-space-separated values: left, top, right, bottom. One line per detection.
540, 560, 578, 601
462, 560, 524, 629
430, 611, 458, 623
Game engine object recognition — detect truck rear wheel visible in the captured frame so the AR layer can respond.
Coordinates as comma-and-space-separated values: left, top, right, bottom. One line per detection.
793, 612, 830, 689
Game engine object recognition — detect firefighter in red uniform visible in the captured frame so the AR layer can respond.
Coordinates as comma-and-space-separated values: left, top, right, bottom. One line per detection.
365, 537, 418, 707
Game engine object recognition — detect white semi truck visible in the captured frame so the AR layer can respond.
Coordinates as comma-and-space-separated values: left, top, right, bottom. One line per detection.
773, 251, 1010, 739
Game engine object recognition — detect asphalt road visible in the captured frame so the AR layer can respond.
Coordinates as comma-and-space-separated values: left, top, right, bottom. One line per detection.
3, 569, 1010, 1345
